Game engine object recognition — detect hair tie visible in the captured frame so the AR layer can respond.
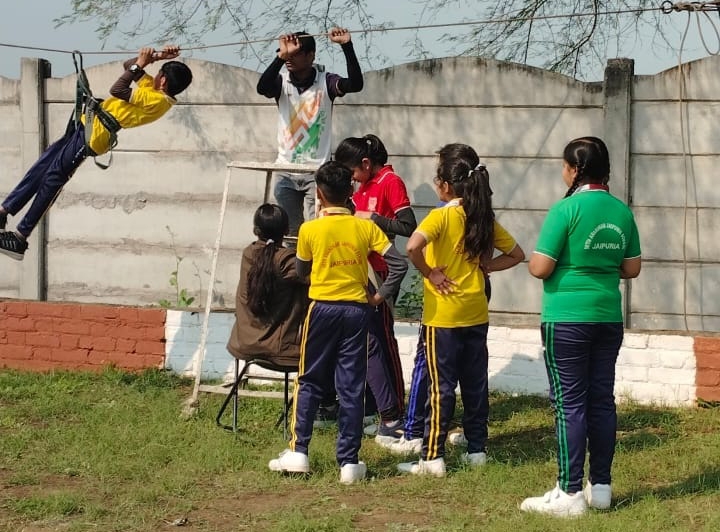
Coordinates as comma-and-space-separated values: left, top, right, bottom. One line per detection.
467, 163, 486, 179
265, 238, 274, 246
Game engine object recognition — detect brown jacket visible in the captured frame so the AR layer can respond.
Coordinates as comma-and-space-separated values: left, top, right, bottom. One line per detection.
226, 242, 309, 367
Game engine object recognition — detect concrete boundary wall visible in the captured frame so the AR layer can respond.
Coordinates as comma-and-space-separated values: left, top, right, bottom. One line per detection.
1, 55, 718, 332
3, 301, 717, 406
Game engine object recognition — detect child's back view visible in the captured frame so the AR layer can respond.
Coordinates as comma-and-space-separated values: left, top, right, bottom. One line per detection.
268, 161, 408, 483
227, 204, 309, 367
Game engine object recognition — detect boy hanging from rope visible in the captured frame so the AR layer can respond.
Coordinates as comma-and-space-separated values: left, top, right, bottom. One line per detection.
0, 45, 193, 260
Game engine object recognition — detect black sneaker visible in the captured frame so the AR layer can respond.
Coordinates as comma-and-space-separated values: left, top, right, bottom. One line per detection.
0, 211, 6, 231
313, 403, 339, 429
375, 420, 404, 447
0, 231, 28, 260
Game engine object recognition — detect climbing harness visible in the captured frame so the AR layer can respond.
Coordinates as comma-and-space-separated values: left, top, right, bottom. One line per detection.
71, 50, 122, 170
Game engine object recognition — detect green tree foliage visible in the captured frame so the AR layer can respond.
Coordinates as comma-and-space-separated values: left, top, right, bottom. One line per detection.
59, 0, 675, 78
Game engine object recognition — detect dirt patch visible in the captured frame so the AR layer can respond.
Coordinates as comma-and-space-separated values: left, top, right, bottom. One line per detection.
181, 488, 431, 531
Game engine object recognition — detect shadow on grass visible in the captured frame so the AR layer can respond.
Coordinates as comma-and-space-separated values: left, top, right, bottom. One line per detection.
490, 393, 549, 422
616, 405, 682, 453
478, 399, 682, 465
616, 467, 720, 509
210, 389, 686, 471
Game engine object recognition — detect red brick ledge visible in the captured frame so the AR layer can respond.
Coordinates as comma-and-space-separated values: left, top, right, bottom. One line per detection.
0, 300, 166, 372
2, 299, 720, 406
695, 337, 720, 402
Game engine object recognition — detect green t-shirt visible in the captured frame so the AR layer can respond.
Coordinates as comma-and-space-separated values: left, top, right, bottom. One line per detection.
534, 188, 641, 323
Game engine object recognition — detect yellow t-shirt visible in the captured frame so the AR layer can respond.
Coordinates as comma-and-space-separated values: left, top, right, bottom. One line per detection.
83, 75, 176, 155
416, 202, 517, 327
296, 207, 392, 303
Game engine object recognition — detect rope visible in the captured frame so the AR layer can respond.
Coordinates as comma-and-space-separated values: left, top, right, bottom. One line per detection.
2, 2, 720, 59
0, 4, 669, 57
672, 3, 719, 332
677, 13, 692, 332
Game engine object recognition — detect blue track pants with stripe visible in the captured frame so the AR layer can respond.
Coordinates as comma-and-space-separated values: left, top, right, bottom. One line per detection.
541, 322, 623, 493
422, 324, 489, 460
290, 301, 370, 467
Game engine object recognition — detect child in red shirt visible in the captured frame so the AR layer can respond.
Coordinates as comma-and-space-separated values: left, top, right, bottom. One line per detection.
334, 134, 417, 446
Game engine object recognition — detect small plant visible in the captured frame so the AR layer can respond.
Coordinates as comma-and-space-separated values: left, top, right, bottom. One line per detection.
158, 269, 195, 308
158, 226, 197, 309
395, 270, 424, 320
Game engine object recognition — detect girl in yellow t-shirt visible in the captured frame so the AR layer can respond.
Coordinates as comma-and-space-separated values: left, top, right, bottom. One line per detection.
398, 143, 524, 477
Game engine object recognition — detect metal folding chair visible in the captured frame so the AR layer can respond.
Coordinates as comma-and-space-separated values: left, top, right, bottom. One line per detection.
215, 357, 297, 439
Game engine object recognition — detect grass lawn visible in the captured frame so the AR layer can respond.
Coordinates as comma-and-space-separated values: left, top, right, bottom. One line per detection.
1, 368, 719, 531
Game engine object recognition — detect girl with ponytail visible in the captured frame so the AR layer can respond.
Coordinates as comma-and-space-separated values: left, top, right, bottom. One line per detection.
398, 143, 524, 476
227, 203, 309, 368
333, 134, 417, 444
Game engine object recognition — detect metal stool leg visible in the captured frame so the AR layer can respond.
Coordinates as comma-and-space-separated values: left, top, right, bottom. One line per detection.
232, 358, 240, 432
216, 359, 251, 432
273, 371, 295, 440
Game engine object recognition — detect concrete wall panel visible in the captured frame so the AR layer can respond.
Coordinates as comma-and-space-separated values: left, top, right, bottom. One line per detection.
2, 54, 719, 332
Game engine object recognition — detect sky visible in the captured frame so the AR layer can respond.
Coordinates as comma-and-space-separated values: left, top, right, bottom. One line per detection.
0, 1, 715, 81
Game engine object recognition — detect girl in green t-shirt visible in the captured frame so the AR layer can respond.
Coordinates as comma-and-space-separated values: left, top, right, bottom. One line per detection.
522, 137, 641, 517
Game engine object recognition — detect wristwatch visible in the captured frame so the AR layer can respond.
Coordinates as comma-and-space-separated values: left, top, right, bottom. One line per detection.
129, 64, 144, 75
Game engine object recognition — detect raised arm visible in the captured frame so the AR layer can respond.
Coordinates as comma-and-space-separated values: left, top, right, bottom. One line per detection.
328, 28, 363, 96
110, 45, 180, 102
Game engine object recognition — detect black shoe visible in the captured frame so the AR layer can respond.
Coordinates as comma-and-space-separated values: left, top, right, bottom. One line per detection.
313, 403, 339, 429
0, 211, 6, 231
0, 231, 28, 260
375, 420, 404, 445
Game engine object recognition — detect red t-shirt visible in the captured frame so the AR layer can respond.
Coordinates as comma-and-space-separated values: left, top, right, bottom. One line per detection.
352, 165, 412, 273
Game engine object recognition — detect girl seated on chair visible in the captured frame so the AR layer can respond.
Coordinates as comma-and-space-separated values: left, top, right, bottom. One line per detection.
227, 203, 309, 367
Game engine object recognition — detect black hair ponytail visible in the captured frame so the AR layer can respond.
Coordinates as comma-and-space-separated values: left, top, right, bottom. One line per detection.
246, 204, 289, 319
436, 144, 495, 263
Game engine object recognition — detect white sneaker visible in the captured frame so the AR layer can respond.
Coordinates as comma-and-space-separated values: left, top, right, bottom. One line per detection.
397, 457, 446, 477
447, 429, 467, 446
339, 462, 367, 484
461, 451, 487, 467
388, 437, 423, 455
520, 484, 588, 517
268, 449, 310, 473
584, 482, 612, 509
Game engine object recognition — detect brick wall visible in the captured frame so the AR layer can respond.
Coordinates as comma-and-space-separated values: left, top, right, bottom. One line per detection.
2, 303, 719, 406
695, 337, 720, 402
0, 300, 166, 372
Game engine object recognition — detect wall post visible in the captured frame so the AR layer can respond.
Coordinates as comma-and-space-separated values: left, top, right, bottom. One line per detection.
603, 58, 634, 327
18, 57, 51, 300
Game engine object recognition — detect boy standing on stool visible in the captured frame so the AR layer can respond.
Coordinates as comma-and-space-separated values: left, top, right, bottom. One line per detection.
268, 161, 407, 484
